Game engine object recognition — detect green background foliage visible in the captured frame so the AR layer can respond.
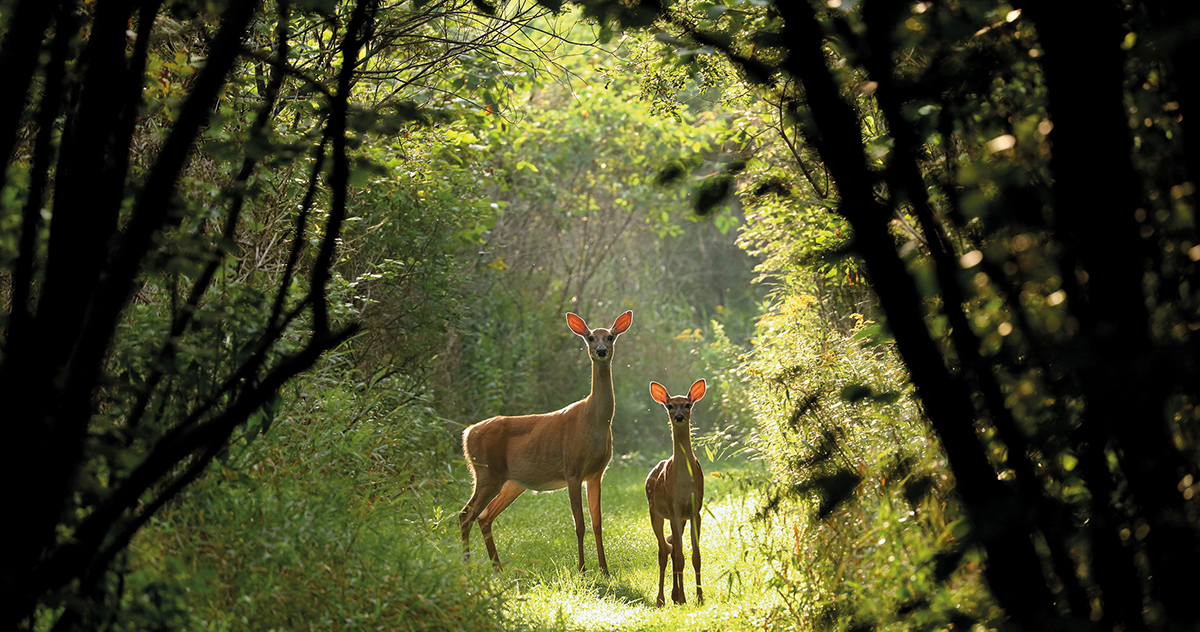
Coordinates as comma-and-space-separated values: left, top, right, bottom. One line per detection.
2, 0, 1197, 630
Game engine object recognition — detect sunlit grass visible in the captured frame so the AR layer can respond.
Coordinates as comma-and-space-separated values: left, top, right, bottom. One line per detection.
137, 410, 798, 632
442, 456, 783, 631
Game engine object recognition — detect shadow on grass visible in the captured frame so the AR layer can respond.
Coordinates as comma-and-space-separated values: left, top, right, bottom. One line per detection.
585, 572, 651, 606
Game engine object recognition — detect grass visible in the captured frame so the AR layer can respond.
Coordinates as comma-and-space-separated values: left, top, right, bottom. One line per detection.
127, 397, 792, 631
442, 455, 784, 632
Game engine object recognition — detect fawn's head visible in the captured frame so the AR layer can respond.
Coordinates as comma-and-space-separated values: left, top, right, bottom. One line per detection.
567, 311, 633, 363
649, 379, 706, 426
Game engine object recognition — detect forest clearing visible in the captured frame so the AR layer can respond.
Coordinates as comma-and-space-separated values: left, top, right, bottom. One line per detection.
2, 0, 1199, 630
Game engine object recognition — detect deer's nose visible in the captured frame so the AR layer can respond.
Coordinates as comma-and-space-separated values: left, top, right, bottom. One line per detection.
674, 414, 684, 422
596, 347, 608, 357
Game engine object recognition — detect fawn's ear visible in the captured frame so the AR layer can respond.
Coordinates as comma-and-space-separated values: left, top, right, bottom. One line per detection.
649, 381, 669, 404
610, 310, 633, 336
688, 379, 707, 403
566, 313, 590, 337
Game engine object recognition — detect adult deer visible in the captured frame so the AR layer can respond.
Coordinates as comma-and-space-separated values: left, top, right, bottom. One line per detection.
459, 310, 632, 574
645, 379, 706, 607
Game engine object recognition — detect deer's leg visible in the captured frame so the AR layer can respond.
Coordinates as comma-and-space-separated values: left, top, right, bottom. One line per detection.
477, 480, 526, 570
459, 473, 504, 563
670, 517, 687, 605
568, 477, 588, 572
585, 473, 609, 575
651, 513, 669, 607
691, 511, 703, 606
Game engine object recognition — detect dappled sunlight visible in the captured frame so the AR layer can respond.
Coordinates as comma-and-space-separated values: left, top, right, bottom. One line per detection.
510, 584, 651, 632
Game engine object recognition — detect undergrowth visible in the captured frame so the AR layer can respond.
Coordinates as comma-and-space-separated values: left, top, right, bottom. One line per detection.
127, 369, 511, 631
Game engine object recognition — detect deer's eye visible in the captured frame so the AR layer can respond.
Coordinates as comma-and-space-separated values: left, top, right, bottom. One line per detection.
587, 335, 595, 342
684, 403, 691, 409
606, 335, 613, 341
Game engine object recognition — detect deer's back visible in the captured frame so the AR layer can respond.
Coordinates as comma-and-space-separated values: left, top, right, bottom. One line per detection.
463, 400, 609, 490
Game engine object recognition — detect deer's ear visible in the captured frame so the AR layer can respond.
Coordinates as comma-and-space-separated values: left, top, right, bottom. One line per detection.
649, 381, 669, 404
611, 310, 632, 335
688, 379, 707, 403
566, 313, 590, 337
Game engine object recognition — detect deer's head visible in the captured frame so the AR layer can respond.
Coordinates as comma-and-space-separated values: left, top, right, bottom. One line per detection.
567, 311, 632, 363
649, 379, 706, 426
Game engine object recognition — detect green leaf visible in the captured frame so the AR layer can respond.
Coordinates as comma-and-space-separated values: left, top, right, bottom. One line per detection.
947, 518, 971, 540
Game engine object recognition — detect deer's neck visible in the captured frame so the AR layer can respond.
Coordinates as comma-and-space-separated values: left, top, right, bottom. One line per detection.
586, 360, 615, 425
671, 423, 695, 466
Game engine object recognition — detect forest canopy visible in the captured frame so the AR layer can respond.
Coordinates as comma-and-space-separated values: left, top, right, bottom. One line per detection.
1, 0, 1198, 630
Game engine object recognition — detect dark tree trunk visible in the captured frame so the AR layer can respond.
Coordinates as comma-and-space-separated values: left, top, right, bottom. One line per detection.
1019, 2, 1200, 626
770, 2, 1060, 628
0, 0, 367, 627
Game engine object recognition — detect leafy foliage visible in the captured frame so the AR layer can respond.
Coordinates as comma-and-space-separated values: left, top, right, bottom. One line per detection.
429, 29, 764, 452
0, 0, 577, 628
597, 0, 1200, 629
743, 293, 991, 629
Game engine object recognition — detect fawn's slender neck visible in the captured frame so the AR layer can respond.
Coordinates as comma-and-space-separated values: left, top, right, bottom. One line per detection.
587, 360, 615, 424
671, 422, 695, 465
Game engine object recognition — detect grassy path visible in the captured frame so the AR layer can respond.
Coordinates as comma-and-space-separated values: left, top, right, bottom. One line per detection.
444, 457, 781, 631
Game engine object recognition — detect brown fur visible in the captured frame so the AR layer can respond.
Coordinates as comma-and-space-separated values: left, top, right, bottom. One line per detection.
645, 379, 706, 607
459, 311, 632, 573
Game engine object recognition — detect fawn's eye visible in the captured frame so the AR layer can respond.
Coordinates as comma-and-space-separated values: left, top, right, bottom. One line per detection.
587, 335, 595, 342
684, 403, 691, 409
606, 335, 613, 341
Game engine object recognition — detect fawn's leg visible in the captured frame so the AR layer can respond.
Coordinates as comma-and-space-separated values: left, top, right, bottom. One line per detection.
670, 517, 687, 604
691, 511, 704, 605
651, 514, 669, 607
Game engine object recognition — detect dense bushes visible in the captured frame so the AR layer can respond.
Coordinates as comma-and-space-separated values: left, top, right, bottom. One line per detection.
739, 291, 999, 630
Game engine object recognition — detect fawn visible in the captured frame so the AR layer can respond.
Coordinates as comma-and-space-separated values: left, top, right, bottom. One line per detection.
645, 378, 706, 607
459, 311, 633, 573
